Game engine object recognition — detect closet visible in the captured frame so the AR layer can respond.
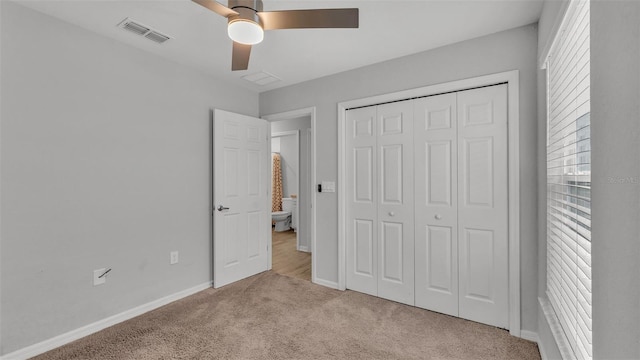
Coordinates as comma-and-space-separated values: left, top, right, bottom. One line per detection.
345, 84, 509, 329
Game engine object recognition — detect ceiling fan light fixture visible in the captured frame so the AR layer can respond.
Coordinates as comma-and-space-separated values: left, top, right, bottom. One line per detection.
228, 19, 264, 45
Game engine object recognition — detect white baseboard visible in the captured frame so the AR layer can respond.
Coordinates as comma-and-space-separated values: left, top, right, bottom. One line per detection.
297, 245, 310, 253
312, 277, 339, 290
537, 335, 550, 360
520, 330, 539, 343
1, 282, 212, 360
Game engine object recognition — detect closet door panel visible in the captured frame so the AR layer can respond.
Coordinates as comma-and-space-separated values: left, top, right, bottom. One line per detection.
414, 93, 459, 316
377, 100, 414, 306
346, 106, 378, 296
457, 84, 509, 329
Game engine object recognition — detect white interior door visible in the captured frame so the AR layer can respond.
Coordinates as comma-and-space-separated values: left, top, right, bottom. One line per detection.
346, 106, 378, 297
414, 93, 459, 316
213, 109, 270, 288
457, 84, 509, 328
376, 101, 414, 306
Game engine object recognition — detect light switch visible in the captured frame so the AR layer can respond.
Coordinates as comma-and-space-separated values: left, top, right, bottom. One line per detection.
321, 181, 336, 193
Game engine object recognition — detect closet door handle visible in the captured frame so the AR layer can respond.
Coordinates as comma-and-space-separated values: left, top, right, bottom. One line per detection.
388, 212, 395, 217
217, 205, 230, 211
435, 214, 442, 220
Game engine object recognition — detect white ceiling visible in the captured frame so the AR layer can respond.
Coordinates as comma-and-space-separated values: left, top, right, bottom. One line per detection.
15, 0, 543, 93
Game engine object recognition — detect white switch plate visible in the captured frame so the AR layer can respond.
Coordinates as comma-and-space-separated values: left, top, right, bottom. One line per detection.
170, 251, 179, 265
93, 268, 106, 286
321, 181, 336, 193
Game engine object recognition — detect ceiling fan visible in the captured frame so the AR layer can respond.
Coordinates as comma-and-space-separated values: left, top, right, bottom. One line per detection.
192, 0, 359, 71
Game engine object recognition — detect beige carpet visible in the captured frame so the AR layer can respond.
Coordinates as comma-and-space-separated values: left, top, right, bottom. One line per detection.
33, 271, 540, 360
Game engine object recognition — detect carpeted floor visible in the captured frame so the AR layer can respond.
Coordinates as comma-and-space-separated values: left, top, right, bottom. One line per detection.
33, 271, 540, 360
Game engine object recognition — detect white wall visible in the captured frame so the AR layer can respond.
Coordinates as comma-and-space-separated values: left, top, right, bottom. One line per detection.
0, 2, 258, 355
271, 137, 281, 153
271, 116, 312, 251
278, 134, 298, 199
260, 24, 539, 331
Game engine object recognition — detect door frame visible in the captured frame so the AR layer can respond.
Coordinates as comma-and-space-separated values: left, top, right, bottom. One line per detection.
271, 130, 301, 251
262, 107, 317, 283
337, 70, 521, 337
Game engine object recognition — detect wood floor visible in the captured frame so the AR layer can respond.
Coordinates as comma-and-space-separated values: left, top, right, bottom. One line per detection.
272, 229, 311, 281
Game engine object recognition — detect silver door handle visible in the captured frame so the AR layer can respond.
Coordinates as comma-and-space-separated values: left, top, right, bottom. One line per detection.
435, 214, 442, 220
388, 212, 395, 216
217, 205, 229, 211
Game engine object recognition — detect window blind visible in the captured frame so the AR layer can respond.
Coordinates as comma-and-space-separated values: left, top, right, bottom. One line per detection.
545, 1, 591, 359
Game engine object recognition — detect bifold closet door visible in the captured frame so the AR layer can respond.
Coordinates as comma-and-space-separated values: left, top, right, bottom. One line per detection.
346, 106, 378, 297
457, 84, 509, 329
376, 101, 414, 306
346, 100, 415, 306
414, 84, 509, 329
347, 84, 508, 327
414, 93, 459, 317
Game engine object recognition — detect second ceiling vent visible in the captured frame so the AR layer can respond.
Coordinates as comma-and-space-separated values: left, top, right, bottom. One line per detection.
118, 18, 171, 44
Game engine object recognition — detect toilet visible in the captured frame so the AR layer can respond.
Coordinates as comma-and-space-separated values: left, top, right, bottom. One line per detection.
282, 197, 297, 231
272, 210, 291, 232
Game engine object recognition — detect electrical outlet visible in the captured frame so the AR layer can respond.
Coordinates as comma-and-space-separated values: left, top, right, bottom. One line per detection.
93, 268, 106, 286
170, 251, 179, 265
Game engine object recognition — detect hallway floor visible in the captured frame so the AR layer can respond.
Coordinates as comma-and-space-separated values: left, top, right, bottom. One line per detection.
272, 229, 311, 281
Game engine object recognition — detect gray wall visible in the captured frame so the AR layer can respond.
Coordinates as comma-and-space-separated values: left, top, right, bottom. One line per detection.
591, 1, 640, 358
0, 2, 258, 355
260, 24, 539, 332
271, 117, 312, 251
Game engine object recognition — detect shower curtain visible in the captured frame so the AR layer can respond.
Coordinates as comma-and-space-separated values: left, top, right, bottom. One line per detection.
272, 153, 283, 212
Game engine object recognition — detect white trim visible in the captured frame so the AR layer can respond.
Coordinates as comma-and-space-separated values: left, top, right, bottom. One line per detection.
304, 128, 312, 253
337, 70, 521, 336
540, 296, 574, 360
506, 72, 521, 337
337, 105, 346, 290
536, 297, 558, 360
537, 334, 551, 360
312, 278, 339, 290
538, 0, 572, 69
262, 107, 318, 285
0, 282, 212, 360
520, 330, 540, 343
267, 122, 272, 270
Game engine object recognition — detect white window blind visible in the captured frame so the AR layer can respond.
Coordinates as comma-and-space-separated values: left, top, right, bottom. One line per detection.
545, 0, 591, 359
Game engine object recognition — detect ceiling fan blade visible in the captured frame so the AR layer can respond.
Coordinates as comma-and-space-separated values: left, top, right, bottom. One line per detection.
258, 8, 359, 30
192, 0, 238, 18
232, 42, 251, 71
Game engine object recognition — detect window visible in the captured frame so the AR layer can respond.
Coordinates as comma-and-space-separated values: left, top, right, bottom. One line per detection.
545, 0, 591, 359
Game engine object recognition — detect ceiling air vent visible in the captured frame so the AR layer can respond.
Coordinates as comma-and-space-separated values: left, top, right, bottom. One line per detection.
145, 31, 171, 44
242, 71, 281, 86
118, 18, 171, 44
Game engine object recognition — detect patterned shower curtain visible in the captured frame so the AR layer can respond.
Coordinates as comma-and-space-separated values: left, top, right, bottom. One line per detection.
272, 153, 283, 212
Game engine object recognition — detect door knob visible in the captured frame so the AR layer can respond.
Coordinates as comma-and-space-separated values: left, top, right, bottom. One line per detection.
389, 212, 395, 216
217, 205, 230, 211
435, 214, 442, 220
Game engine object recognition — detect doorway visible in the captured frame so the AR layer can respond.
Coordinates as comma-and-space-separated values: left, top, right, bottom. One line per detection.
264, 108, 316, 283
